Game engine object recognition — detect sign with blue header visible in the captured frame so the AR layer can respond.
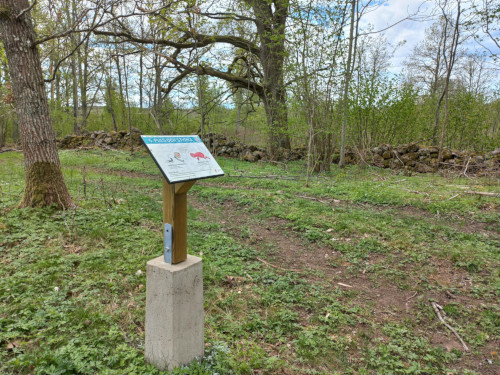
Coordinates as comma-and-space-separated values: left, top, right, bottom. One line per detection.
141, 135, 224, 183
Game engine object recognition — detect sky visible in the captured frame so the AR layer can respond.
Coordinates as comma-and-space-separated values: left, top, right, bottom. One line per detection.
360, 0, 435, 74
359, 0, 499, 76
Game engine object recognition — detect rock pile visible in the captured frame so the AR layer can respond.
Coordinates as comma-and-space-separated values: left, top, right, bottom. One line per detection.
369, 143, 500, 174
201, 133, 268, 161
57, 128, 143, 150
201, 133, 306, 161
55, 130, 499, 174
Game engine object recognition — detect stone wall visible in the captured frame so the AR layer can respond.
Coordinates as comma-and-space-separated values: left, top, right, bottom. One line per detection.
57, 128, 143, 150
200, 133, 305, 162
368, 143, 499, 174
55, 130, 499, 174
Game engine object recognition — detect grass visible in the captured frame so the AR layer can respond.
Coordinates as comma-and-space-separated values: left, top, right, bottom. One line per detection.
0, 148, 499, 374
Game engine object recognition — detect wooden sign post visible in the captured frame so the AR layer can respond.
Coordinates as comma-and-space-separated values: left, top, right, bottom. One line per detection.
141, 135, 224, 264
141, 135, 224, 371
162, 179, 196, 264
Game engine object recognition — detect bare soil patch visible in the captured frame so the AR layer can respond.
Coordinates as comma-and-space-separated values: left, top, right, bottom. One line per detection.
198, 181, 500, 240
190, 193, 499, 374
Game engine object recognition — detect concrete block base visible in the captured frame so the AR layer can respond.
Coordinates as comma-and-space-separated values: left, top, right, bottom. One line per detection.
145, 255, 204, 371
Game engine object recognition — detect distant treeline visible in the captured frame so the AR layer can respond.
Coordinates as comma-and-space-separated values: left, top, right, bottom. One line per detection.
0, 0, 498, 157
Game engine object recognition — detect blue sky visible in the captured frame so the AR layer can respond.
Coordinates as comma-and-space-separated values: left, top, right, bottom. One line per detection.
360, 0, 434, 74
360, 0, 499, 76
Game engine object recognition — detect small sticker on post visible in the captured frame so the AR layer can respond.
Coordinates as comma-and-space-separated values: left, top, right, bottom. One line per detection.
164, 223, 173, 264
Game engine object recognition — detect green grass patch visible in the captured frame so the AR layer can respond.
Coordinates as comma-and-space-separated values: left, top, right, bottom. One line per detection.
0, 149, 498, 374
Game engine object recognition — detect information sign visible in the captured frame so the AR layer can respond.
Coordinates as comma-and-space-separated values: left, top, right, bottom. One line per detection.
141, 135, 224, 183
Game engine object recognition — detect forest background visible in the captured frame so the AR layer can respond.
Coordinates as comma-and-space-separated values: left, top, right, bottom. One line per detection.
0, 0, 498, 163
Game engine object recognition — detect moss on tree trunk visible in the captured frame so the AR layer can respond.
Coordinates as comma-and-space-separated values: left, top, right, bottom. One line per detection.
0, 0, 74, 210
20, 162, 74, 209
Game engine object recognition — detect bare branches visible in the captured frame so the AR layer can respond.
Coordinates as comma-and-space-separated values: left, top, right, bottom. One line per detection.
34, 7, 93, 46
16, 0, 36, 19
126, 40, 265, 98
44, 28, 93, 83
93, 29, 261, 57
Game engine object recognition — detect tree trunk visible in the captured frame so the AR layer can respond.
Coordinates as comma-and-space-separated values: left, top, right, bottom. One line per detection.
114, 52, 125, 130
71, 55, 79, 134
438, 0, 461, 164
66, 1, 79, 135
0, 0, 74, 208
55, 70, 60, 103
252, 0, 291, 156
79, 39, 89, 130
49, 48, 55, 101
339, 0, 357, 168
235, 88, 242, 135
106, 78, 118, 131
153, 58, 166, 133
197, 75, 205, 136
122, 55, 133, 153
263, 87, 289, 156
0, 120, 4, 148
139, 51, 143, 110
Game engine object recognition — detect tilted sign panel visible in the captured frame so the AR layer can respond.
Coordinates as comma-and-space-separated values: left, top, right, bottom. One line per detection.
141, 135, 224, 183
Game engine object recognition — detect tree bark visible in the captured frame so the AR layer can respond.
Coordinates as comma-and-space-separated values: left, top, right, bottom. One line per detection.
251, 0, 291, 155
106, 77, 118, 132
66, 0, 79, 135
0, 0, 74, 208
139, 51, 143, 110
79, 38, 89, 130
438, 0, 461, 165
339, 0, 357, 168
114, 54, 125, 130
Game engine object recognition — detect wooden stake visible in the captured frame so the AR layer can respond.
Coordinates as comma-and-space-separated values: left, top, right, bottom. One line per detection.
162, 178, 196, 264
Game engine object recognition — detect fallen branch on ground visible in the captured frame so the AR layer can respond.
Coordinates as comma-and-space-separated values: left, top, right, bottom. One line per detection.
405, 291, 418, 302
462, 157, 471, 178
445, 290, 456, 299
337, 282, 352, 288
0, 147, 22, 153
295, 194, 330, 204
76, 146, 96, 151
256, 257, 301, 273
402, 188, 430, 197
294, 194, 341, 204
227, 173, 303, 180
431, 302, 469, 352
464, 191, 500, 198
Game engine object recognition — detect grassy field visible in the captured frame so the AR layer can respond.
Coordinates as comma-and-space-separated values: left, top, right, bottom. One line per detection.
0, 149, 499, 375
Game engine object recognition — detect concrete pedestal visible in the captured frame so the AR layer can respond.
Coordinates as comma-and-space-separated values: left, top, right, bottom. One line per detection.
145, 255, 204, 370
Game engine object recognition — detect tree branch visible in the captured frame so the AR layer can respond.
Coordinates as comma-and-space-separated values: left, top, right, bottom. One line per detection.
93, 29, 261, 57
198, 11, 257, 23
34, 7, 92, 46
16, 0, 36, 19
163, 69, 192, 95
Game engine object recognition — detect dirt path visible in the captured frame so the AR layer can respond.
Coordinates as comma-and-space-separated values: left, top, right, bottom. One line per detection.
83, 166, 499, 238
190, 192, 499, 374
197, 181, 500, 240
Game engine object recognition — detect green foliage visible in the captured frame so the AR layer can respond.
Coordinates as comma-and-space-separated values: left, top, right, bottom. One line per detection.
0, 150, 498, 374
360, 324, 460, 374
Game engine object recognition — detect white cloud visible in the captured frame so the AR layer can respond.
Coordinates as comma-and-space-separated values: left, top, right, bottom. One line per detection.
360, 0, 434, 74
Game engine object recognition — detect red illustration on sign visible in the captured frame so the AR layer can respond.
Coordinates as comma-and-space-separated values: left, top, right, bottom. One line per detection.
190, 152, 210, 161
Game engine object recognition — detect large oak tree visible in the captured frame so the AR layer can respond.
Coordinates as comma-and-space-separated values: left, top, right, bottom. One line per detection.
0, 0, 74, 208
95, 0, 292, 156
